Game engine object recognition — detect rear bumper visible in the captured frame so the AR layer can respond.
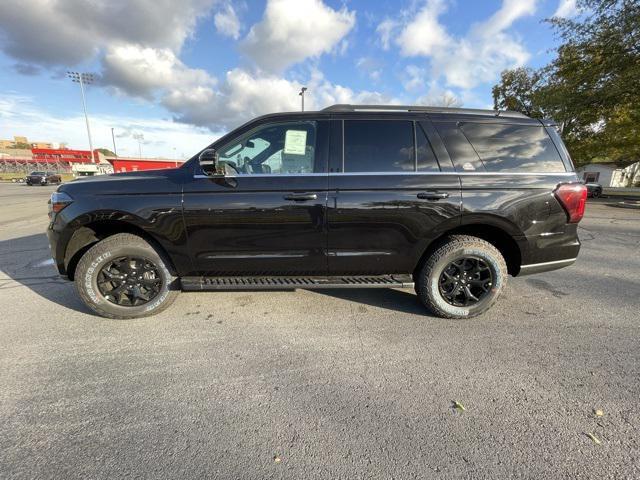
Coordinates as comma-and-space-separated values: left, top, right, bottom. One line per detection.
517, 257, 577, 276
514, 224, 581, 276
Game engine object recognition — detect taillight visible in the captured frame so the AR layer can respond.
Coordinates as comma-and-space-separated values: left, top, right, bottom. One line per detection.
554, 183, 587, 223
48, 191, 73, 218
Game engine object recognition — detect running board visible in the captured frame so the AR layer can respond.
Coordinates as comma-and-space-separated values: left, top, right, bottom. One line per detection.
181, 274, 414, 291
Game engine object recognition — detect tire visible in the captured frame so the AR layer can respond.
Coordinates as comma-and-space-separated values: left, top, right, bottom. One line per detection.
75, 233, 179, 319
592, 189, 601, 198
415, 235, 508, 319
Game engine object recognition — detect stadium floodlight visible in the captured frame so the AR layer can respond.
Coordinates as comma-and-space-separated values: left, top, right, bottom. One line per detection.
67, 71, 95, 161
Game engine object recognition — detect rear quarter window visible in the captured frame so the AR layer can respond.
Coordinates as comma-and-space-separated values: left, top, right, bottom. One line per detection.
460, 123, 566, 173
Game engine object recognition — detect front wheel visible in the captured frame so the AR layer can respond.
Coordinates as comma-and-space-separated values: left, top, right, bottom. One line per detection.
75, 233, 179, 319
415, 235, 508, 319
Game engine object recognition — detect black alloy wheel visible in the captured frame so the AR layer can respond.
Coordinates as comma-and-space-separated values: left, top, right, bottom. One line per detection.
97, 256, 163, 306
438, 256, 493, 307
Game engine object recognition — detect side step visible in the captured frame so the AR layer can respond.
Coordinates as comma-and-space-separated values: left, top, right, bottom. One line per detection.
181, 274, 414, 291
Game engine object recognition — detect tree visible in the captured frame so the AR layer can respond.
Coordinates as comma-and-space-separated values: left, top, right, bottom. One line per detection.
492, 0, 640, 166
492, 68, 544, 118
96, 148, 116, 157
10, 142, 32, 149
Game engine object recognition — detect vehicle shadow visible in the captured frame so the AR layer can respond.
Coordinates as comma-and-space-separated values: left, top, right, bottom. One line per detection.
312, 287, 425, 315
0, 232, 92, 315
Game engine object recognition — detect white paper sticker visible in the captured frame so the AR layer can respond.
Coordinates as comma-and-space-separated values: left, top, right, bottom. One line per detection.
284, 130, 307, 155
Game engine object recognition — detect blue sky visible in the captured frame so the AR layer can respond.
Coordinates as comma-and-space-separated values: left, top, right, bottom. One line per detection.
0, 0, 578, 158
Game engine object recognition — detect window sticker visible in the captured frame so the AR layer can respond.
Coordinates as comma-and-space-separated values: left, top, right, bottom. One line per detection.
284, 130, 307, 155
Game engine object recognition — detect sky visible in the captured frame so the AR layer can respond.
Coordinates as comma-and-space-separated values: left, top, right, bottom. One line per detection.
0, 0, 580, 159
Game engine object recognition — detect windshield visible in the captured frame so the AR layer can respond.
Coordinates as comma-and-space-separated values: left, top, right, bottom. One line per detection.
30, 171, 45, 175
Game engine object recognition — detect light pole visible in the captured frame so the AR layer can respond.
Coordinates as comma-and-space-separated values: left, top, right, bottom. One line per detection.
299, 87, 307, 111
132, 133, 144, 159
111, 127, 117, 157
67, 71, 95, 162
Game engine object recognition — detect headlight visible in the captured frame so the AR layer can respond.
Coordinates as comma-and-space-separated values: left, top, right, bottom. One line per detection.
48, 191, 73, 217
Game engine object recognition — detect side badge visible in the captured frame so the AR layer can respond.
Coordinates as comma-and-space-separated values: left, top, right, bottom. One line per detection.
462, 162, 476, 171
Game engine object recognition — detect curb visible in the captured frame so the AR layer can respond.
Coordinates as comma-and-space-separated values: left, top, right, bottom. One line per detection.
609, 201, 640, 210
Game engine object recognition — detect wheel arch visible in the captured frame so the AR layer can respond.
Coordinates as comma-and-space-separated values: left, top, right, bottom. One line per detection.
64, 220, 177, 280
414, 223, 523, 277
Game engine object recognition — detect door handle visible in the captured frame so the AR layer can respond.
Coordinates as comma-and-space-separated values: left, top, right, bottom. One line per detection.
417, 191, 449, 200
283, 193, 318, 201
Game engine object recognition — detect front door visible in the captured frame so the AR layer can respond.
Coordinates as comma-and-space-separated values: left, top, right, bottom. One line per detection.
182, 120, 329, 276
327, 118, 462, 275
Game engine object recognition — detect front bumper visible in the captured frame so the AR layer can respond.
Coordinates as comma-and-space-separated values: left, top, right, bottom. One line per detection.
46, 222, 68, 277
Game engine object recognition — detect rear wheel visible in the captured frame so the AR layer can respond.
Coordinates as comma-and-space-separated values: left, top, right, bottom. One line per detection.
415, 235, 508, 319
75, 233, 179, 319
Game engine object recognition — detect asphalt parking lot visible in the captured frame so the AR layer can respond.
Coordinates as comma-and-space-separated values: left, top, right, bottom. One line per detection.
0, 182, 638, 479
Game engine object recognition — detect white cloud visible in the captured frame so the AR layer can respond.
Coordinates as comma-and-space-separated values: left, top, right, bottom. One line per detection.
554, 0, 579, 18
356, 57, 383, 82
397, 0, 451, 57
385, 0, 537, 90
376, 18, 399, 50
214, 3, 242, 39
0, 0, 215, 66
102, 45, 216, 99
402, 65, 427, 92
0, 94, 218, 158
242, 0, 356, 72
163, 68, 396, 130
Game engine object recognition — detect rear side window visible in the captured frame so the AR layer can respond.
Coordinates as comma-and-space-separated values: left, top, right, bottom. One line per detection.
344, 120, 414, 172
434, 122, 483, 172
416, 123, 439, 172
461, 123, 566, 173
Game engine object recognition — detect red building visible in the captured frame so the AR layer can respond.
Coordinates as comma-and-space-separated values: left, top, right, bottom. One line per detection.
107, 157, 185, 173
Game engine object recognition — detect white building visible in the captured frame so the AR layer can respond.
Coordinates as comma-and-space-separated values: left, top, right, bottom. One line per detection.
576, 163, 617, 186
611, 162, 640, 188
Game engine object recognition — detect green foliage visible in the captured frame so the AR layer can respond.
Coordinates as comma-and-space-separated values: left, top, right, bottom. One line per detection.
96, 148, 116, 157
492, 0, 640, 166
492, 68, 545, 118
11, 142, 32, 149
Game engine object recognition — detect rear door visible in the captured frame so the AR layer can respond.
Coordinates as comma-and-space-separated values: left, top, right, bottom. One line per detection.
327, 116, 462, 275
182, 119, 329, 276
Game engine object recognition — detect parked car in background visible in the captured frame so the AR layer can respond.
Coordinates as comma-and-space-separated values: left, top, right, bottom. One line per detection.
26, 171, 61, 186
584, 182, 603, 198
47, 104, 587, 320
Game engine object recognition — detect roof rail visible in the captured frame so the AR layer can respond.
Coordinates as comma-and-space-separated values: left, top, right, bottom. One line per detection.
321, 104, 528, 118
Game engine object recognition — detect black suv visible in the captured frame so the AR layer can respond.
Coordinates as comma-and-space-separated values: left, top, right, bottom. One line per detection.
47, 105, 587, 319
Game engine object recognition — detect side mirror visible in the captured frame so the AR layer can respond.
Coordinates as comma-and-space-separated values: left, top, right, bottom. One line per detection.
199, 148, 219, 176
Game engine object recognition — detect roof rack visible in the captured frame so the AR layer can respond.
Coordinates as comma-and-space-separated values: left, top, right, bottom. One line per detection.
321, 104, 528, 118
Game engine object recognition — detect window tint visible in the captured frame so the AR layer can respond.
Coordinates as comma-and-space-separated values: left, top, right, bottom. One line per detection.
218, 121, 317, 174
461, 123, 566, 173
344, 120, 414, 172
434, 122, 483, 172
416, 123, 439, 172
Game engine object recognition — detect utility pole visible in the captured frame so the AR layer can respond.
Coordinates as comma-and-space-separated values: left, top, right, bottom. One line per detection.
299, 87, 307, 111
111, 127, 117, 156
67, 71, 95, 162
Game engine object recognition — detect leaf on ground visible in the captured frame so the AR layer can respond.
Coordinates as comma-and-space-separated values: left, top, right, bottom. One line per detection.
452, 400, 466, 411
594, 409, 604, 417
585, 432, 601, 445
273, 456, 282, 463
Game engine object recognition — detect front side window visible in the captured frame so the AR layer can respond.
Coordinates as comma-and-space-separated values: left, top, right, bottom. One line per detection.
343, 120, 414, 173
461, 123, 566, 173
217, 121, 317, 175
